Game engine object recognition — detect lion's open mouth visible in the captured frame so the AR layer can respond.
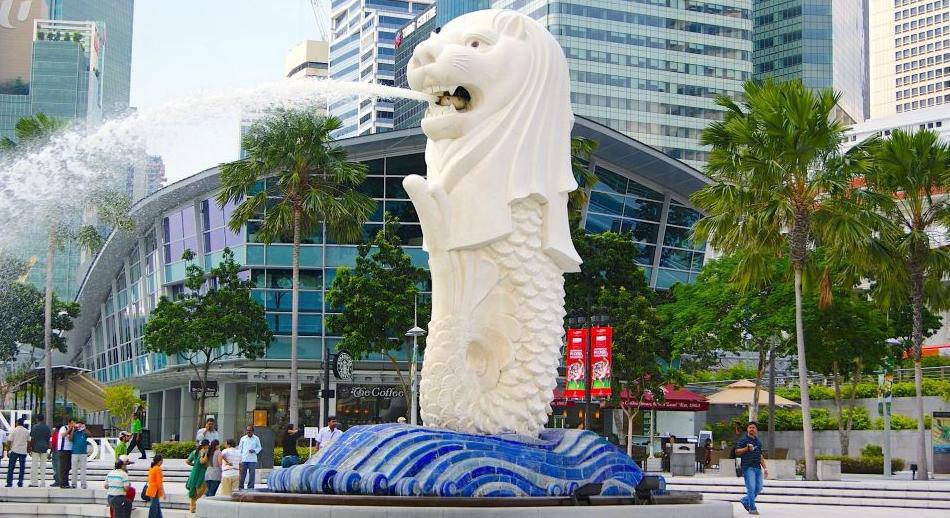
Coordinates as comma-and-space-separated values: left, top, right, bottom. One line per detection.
423, 85, 472, 116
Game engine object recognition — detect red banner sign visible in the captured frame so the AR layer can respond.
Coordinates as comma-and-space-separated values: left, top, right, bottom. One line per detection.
564, 328, 588, 399
590, 326, 613, 397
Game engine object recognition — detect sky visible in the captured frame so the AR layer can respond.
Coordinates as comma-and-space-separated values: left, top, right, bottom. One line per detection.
129, 0, 323, 183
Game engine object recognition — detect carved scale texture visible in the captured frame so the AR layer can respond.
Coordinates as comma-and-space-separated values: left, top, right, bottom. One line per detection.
420, 198, 565, 436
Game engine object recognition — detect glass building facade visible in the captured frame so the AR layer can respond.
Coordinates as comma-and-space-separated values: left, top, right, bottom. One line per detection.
753, 0, 868, 122
392, 0, 752, 169
69, 121, 707, 439
329, 0, 434, 137
394, 4, 437, 129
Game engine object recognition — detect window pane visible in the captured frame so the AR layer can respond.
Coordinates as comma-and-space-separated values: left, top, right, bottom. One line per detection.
636, 244, 656, 265
660, 247, 692, 270
593, 167, 627, 195
585, 212, 623, 234
397, 224, 423, 246
589, 191, 624, 216
385, 153, 426, 176
667, 205, 702, 227
626, 180, 664, 201
358, 176, 385, 198
623, 198, 663, 222
663, 226, 697, 249
622, 220, 659, 243
365, 158, 384, 175
384, 200, 418, 223
385, 176, 409, 199
656, 268, 690, 289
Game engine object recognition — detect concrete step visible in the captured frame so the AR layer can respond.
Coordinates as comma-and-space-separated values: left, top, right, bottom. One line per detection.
0, 502, 190, 518
0, 487, 192, 510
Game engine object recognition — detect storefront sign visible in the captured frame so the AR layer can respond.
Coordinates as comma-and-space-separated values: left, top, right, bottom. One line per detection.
189, 380, 218, 397
564, 328, 588, 400
253, 409, 268, 427
338, 384, 406, 400
590, 326, 612, 398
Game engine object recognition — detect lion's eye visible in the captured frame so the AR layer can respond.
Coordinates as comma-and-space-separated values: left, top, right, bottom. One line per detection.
470, 41, 480, 48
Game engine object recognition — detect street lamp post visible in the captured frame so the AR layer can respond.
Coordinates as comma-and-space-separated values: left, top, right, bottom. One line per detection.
405, 296, 426, 426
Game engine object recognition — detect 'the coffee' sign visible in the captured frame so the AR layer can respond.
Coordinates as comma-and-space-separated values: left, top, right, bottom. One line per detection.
338, 384, 406, 400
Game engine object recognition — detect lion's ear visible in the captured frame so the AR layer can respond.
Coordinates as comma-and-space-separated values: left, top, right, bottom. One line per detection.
496, 13, 526, 40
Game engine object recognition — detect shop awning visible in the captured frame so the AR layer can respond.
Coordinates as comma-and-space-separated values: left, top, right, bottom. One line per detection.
619, 385, 709, 411
551, 388, 575, 408
706, 379, 799, 408
61, 372, 107, 412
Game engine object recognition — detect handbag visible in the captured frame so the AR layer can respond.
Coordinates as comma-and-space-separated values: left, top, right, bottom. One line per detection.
141, 483, 151, 502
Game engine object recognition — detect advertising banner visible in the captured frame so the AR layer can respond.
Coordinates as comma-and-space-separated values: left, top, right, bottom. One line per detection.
589, 326, 613, 398
564, 328, 588, 400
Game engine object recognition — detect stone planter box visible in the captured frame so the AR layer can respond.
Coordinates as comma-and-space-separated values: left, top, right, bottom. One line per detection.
817, 460, 841, 481
717, 458, 738, 477
766, 459, 797, 480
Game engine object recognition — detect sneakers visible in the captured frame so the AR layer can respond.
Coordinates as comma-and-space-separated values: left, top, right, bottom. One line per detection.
749, 510, 760, 515
740, 499, 750, 512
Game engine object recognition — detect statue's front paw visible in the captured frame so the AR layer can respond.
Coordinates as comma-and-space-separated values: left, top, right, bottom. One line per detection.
403, 175, 445, 249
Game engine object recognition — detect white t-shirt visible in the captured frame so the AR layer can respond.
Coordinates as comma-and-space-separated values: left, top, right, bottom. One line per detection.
221, 447, 241, 478
315, 427, 343, 449
196, 428, 221, 444
57, 426, 73, 451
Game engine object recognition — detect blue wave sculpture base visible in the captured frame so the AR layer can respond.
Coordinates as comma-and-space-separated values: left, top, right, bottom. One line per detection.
267, 424, 644, 497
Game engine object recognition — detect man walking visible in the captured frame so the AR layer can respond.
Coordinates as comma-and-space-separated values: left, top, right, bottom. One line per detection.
237, 426, 261, 490
5, 418, 29, 487
71, 421, 90, 489
735, 421, 768, 515
57, 417, 75, 488
29, 414, 51, 487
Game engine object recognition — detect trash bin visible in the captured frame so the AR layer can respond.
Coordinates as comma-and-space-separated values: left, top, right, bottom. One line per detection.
671, 443, 696, 477
254, 426, 275, 469
141, 429, 152, 450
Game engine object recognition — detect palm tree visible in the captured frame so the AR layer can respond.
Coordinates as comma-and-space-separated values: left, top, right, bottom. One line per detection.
863, 129, 950, 481
1, 113, 132, 422
690, 79, 879, 480
569, 137, 599, 228
217, 111, 376, 426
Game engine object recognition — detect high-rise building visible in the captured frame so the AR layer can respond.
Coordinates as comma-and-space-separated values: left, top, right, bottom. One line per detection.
753, 0, 869, 123
30, 20, 104, 128
329, 0, 434, 137
48, 0, 135, 115
393, 5, 436, 129
286, 40, 330, 79
869, 0, 950, 117
393, 0, 753, 169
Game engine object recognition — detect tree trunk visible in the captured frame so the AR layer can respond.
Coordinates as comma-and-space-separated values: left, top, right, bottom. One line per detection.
767, 344, 776, 458
43, 225, 57, 423
385, 352, 412, 414
794, 264, 817, 480
750, 348, 766, 421
832, 361, 846, 455
289, 207, 301, 427
910, 268, 930, 480
626, 410, 635, 458
843, 364, 860, 457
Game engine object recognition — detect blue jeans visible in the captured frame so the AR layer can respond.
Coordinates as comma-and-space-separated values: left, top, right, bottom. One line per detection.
205, 480, 220, 496
148, 497, 162, 518
280, 455, 300, 468
239, 462, 256, 490
5, 452, 25, 487
740, 466, 764, 511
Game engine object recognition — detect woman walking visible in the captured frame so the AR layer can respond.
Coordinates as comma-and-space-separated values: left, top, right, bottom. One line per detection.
144, 455, 165, 518
204, 440, 222, 496
185, 441, 210, 513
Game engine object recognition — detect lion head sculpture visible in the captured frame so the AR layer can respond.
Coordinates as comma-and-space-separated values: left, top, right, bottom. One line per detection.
407, 9, 581, 272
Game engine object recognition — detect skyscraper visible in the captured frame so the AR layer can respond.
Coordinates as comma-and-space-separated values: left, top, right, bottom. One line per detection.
869, 0, 950, 117
753, 0, 869, 123
286, 40, 330, 80
329, 0, 434, 137
393, 0, 753, 169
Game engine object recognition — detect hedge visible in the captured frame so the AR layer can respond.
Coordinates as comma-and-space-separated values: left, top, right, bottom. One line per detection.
273, 446, 312, 465
775, 378, 950, 402
152, 441, 197, 459
805, 455, 906, 474
711, 406, 930, 435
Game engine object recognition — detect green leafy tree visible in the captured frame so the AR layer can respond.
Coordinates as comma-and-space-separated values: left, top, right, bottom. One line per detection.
661, 255, 795, 420
565, 231, 667, 455
104, 385, 144, 430
862, 128, 950, 480
217, 111, 376, 425
804, 290, 892, 455
143, 248, 273, 427
1, 113, 133, 424
326, 215, 430, 412
569, 137, 599, 228
691, 79, 880, 479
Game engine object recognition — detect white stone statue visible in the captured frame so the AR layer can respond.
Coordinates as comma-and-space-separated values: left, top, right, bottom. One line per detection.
403, 9, 582, 436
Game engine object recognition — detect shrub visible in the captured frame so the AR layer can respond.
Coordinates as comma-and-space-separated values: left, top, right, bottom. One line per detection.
810, 455, 906, 474
152, 441, 197, 459
872, 413, 931, 430
762, 406, 870, 431
273, 446, 313, 465
772, 379, 950, 402
860, 444, 883, 457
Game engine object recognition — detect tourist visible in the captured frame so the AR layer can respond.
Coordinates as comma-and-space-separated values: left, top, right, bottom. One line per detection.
219, 439, 240, 496
735, 421, 768, 515
29, 414, 51, 487
144, 455, 165, 518
314, 417, 342, 452
280, 424, 304, 468
238, 426, 261, 490
703, 438, 713, 469
196, 418, 221, 444
205, 440, 222, 496
114, 432, 131, 458
57, 417, 75, 488
128, 409, 147, 460
185, 440, 210, 513
50, 423, 60, 487
4, 418, 29, 487
104, 459, 132, 518
396, 416, 407, 424
71, 420, 90, 489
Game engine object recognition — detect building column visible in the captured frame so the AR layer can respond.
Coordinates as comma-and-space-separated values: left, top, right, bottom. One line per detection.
146, 392, 163, 442
179, 386, 197, 441
161, 388, 181, 441
219, 382, 240, 442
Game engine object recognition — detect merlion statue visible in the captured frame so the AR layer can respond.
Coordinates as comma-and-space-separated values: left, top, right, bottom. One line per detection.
403, 9, 582, 436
